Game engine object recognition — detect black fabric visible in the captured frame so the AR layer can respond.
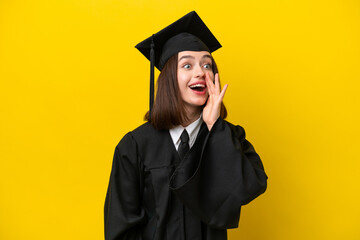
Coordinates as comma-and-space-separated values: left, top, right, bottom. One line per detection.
104, 118, 268, 240
177, 129, 202, 240
178, 129, 190, 160
158, 33, 210, 70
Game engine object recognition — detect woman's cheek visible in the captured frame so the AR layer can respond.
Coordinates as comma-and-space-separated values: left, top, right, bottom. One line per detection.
207, 71, 215, 82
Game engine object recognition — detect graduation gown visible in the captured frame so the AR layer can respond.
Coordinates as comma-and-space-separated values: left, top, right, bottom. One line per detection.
104, 118, 268, 240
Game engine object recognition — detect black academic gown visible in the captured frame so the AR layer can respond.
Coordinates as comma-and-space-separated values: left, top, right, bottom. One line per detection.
104, 117, 268, 240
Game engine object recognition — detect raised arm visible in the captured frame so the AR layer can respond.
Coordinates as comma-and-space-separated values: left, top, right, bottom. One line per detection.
170, 118, 268, 229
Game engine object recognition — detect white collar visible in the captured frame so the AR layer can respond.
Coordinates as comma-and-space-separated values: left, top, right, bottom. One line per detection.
169, 115, 203, 150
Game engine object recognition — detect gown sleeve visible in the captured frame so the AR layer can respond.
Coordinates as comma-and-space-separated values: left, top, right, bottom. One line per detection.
104, 133, 146, 240
169, 118, 268, 230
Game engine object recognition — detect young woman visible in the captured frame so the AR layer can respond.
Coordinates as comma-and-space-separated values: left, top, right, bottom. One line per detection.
104, 11, 268, 240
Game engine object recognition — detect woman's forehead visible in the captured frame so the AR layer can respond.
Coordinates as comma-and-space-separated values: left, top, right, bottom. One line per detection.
178, 51, 212, 60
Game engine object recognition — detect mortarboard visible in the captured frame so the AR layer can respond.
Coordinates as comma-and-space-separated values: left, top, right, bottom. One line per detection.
135, 11, 222, 119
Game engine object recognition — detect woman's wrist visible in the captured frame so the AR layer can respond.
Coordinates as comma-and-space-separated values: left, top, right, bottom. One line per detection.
205, 116, 220, 131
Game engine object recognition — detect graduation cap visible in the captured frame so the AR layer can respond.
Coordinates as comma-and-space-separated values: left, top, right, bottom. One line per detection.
135, 11, 222, 119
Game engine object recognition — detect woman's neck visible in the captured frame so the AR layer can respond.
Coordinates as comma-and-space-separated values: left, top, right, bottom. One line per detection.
182, 107, 201, 127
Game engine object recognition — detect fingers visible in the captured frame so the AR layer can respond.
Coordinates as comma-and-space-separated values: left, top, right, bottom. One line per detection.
205, 72, 214, 95
214, 73, 220, 92
206, 72, 226, 98
219, 84, 228, 101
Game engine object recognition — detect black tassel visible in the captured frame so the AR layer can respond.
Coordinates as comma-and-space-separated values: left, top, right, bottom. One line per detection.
149, 35, 155, 120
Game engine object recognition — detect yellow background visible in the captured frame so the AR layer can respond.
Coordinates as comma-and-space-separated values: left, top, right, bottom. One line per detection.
1, 0, 359, 239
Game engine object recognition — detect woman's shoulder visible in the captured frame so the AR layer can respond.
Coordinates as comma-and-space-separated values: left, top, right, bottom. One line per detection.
131, 121, 164, 137
115, 122, 172, 163
214, 118, 245, 136
118, 122, 169, 147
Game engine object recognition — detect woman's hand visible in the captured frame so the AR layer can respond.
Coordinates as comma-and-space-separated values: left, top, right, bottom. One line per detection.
203, 72, 228, 131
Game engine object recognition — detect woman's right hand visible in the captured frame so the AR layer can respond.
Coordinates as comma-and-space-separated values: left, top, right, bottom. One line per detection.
202, 72, 228, 131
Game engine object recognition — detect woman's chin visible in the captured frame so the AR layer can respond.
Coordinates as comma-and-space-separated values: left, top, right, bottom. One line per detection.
192, 99, 207, 107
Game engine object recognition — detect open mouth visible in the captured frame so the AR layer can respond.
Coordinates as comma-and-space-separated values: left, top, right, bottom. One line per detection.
189, 83, 206, 92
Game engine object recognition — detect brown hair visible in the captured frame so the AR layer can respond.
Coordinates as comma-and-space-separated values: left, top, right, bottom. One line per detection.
145, 53, 227, 130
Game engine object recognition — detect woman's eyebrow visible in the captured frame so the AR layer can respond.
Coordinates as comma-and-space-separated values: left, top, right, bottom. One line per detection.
202, 54, 212, 60
179, 54, 212, 61
178, 55, 195, 61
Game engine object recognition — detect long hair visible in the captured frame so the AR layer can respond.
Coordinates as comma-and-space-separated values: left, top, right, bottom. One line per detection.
145, 53, 227, 130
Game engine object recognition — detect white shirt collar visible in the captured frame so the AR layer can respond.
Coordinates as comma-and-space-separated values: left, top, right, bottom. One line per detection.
169, 115, 203, 151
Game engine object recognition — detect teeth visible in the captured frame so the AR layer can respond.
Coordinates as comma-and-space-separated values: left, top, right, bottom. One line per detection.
190, 84, 205, 88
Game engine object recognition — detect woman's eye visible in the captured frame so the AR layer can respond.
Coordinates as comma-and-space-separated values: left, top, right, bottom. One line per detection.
184, 64, 191, 69
203, 64, 212, 69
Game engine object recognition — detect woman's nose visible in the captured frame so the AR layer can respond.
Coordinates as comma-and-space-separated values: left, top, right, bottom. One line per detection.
194, 65, 205, 78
